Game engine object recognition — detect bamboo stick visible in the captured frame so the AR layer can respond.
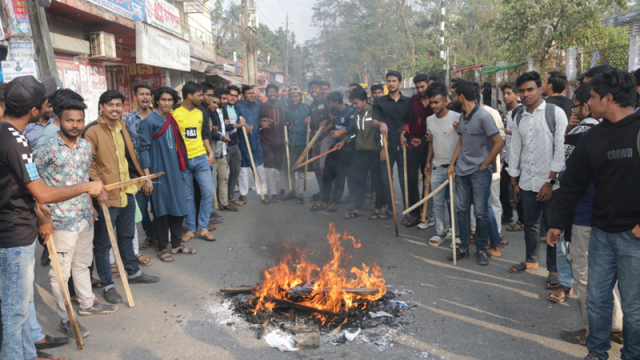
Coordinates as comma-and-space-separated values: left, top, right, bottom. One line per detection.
383, 136, 398, 237
403, 179, 449, 215
292, 147, 339, 170
104, 172, 164, 191
242, 126, 265, 200
101, 203, 135, 307
449, 173, 457, 266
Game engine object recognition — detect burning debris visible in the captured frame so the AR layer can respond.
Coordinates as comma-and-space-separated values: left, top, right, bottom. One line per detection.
216, 223, 413, 352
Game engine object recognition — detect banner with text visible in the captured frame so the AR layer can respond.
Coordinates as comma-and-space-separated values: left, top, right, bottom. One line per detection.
144, 0, 181, 37
136, 22, 189, 72
55, 55, 108, 122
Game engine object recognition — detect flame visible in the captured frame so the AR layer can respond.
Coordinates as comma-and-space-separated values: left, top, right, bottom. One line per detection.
252, 223, 386, 324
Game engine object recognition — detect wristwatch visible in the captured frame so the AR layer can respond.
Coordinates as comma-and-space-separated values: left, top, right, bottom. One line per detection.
546, 178, 557, 186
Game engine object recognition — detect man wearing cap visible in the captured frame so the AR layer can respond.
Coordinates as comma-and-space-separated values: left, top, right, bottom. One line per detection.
0, 75, 105, 360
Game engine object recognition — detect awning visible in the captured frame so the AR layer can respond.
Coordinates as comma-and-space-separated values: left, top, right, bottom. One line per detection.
452, 64, 482, 74
190, 57, 215, 73
50, 33, 90, 55
206, 71, 243, 85
482, 61, 527, 74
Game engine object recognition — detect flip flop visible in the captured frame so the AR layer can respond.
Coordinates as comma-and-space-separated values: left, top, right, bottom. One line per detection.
157, 250, 175, 262
345, 211, 361, 220
310, 202, 327, 211
197, 230, 216, 241
429, 235, 445, 247
182, 231, 195, 242
173, 245, 197, 255
546, 274, 561, 289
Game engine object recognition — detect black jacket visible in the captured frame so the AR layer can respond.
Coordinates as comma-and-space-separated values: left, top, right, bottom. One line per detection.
550, 111, 640, 233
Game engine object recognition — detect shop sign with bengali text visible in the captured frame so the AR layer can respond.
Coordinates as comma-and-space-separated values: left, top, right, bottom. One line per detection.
183, 0, 203, 13
136, 22, 189, 72
144, 0, 181, 37
54, 55, 109, 122
85, 0, 134, 19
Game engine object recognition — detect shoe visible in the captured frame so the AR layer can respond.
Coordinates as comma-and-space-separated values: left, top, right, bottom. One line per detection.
476, 251, 490, 266
282, 192, 296, 201
59, 320, 90, 338
417, 217, 435, 230
103, 288, 122, 304
296, 196, 305, 205
447, 248, 469, 261
128, 273, 160, 284
561, 329, 587, 346
78, 301, 118, 316
210, 211, 224, 220
209, 218, 222, 225
35, 334, 70, 350
41, 247, 51, 266
610, 330, 624, 345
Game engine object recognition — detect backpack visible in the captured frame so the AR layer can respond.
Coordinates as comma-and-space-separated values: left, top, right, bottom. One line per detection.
513, 102, 557, 170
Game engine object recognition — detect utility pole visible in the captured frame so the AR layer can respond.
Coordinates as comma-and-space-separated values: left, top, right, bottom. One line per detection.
241, 0, 258, 85
27, 3, 60, 84
284, 14, 289, 78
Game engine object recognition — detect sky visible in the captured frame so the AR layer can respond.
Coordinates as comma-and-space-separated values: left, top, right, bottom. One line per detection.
251, 0, 318, 43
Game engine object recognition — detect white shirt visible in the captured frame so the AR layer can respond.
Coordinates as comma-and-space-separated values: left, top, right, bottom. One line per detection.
426, 110, 460, 167
482, 105, 505, 174
504, 106, 516, 164
216, 108, 227, 157
507, 100, 567, 192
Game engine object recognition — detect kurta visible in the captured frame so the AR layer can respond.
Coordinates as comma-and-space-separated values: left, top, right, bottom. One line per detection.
236, 100, 264, 167
259, 101, 285, 169
138, 110, 188, 218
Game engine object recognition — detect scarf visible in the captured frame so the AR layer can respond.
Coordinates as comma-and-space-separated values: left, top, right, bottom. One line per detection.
153, 112, 188, 171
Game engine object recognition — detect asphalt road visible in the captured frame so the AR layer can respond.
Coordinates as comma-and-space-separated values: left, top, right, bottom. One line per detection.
33, 175, 623, 360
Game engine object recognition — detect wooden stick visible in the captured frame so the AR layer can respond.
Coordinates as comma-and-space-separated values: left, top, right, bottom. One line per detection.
383, 136, 398, 237
104, 172, 165, 191
292, 147, 339, 170
46, 235, 84, 349
403, 143, 408, 210
296, 124, 326, 166
421, 173, 431, 222
403, 178, 449, 215
241, 126, 265, 200
101, 203, 135, 307
304, 124, 310, 191
284, 125, 292, 191
449, 173, 457, 265
213, 177, 218, 209
263, 296, 345, 318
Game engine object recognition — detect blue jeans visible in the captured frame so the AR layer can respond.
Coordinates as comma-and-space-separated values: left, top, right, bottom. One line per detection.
28, 302, 44, 342
455, 168, 491, 253
556, 239, 573, 288
135, 190, 156, 240
431, 166, 454, 236
0, 241, 37, 360
94, 194, 142, 289
381, 150, 406, 212
520, 189, 558, 272
487, 194, 501, 248
587, 227, 640, 360
182, 155, 215, 232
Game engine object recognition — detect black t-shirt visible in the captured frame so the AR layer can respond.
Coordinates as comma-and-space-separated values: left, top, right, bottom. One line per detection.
545, 95, 574, 120
0, 122, 39, 248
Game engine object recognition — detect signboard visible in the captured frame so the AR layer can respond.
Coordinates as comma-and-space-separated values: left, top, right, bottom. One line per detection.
189, 34, 215, 62
183, 0, 203, 13
55, 55, 108, 121
7, 40, 33, 62
136, 22, 189, 72
129, 0, 146, 21
1, 60, 38, 81
144, 0, 181, 37
85, 0, 134, 19
3, 0, 30, 36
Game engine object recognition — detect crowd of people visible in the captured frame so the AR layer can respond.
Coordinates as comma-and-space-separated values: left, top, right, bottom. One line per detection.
0, 62, 639, 360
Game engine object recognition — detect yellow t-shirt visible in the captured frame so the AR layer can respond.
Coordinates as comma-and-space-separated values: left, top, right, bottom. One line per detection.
101, 118, 138, 207
172, 106, 207, 159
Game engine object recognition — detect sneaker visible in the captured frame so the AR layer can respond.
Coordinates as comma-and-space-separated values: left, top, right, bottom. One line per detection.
282, 192, 296, 201
128, 273, 160, 284
417, 217, 435, 230
561, 329, 587, 346
59, 320, 90, 338
476, 251, 490, 266
103, 288, 122, 304
296, 196, 305, 205
34, 334, 70, 350
78, 301, 118, 316
41, 247, 51, 266
447, 248, 469, 261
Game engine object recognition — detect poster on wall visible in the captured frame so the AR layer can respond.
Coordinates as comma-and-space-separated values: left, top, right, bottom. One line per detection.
55, 55, 108, 122
1, 60, 37, 81
3, 0, 30, 37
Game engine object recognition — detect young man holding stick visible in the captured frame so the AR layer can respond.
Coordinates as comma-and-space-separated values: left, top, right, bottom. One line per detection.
1, 75, 105, 360
35, 92, 118, 338
225, 85, 245, 207
285, 88, 309, 204
306, 80, 332, 200
237, 85, 267, 204
446, 79, 503, 266
83, 90, 160, 305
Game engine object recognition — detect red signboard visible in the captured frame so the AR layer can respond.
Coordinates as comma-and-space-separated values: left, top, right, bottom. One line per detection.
114, 46, 163, 114
55, 55, 108, 123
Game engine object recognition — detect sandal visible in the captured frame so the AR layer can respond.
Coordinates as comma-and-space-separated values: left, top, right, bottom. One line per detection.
110, 264, 120, 278
182, 231, 195, 242
261, 197, 271, 205
546, 273, 561, 289
377, 210, 391, 220
197, 230, 216, 241
506, 221, 524, 232
429, 235, 445, 247
136, 254, 152, 266
140, 237, 155, 249
172, 245, 197, 255
370, 211, 383, 220
508, 262, 538, 273
238, 195, 247, 204
404, 216, 421, 228
548, 285, 572, 302
327, 202, 338, 212
501, 234, 509, 245
207, 224, 218, 231
345, 211, 362, 219
91, 278, 102, 288
219, 205, 239, 212
229, 199, 244, 206
311, 202, 327, 211
158, 250, 175, 262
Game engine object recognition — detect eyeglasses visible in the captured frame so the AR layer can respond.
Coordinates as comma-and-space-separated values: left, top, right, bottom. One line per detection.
570, 105, 580, 113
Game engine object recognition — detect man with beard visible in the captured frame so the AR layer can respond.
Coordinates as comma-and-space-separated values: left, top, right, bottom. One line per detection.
258, 84, 285, 202
22, 80, 55, 148
283, 87, 309, 203
83, 90, 160, 305
138, 87, 193, 262
306, 80, 332, 201
446, 79, 503, 266
401, 74, 434, 227
225, 85, 246, 206
237, 85, 268, 204
35, 92, 118, 338
124, 83, 156, 256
